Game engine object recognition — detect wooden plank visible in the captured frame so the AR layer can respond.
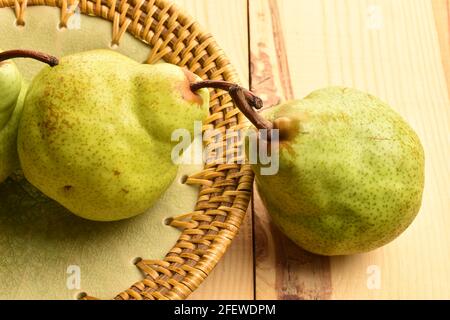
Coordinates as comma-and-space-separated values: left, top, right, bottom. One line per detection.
250, 0, 333, 300
249, 0, 332, 300
432, 0, 450, 97
250, 0, 450, 299
172, 0, 254, 300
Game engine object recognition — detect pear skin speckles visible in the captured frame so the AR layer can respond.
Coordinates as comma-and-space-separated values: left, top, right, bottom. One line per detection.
253, 87, 425, 256
18, 50, 210, 221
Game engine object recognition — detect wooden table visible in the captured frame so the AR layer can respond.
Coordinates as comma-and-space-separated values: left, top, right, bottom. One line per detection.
174, 0, 450, 300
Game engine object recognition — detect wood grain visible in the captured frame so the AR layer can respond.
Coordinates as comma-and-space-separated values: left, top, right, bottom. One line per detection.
172, 0, 254, 300
250, 0, 450, 299
432, 0, 450, 97
250, 0, 333, 300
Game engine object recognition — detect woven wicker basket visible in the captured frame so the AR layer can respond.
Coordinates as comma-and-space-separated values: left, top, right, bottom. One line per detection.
0, 0, 253, 300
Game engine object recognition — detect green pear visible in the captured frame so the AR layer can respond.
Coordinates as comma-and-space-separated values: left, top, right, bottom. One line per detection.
247, 87, 425, 256
0, 55, 25, 183
16, 49, 209, 221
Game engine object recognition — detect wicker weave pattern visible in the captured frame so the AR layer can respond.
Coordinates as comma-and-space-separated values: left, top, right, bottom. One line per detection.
0, 0, 253, 300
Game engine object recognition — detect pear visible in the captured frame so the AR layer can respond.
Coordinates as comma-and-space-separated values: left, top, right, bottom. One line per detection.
2, 49, 209, 221
0, 55, 25, 183
216, 85, 424, 256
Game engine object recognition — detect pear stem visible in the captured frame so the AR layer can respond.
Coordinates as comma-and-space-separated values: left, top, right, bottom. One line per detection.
190, 80, 264, 110
228, 85, 274, 132
0, 49, 59, 67
191, 80, 273, 133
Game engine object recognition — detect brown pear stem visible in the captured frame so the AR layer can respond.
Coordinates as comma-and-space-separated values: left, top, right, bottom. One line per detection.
190, 80, 264, 110
0, 49, 59, 67
191, 81, 273, 133
228, 85, 274, 133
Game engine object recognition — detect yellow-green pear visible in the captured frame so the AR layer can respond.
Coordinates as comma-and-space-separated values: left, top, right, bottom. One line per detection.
12, 49, 209, 221
0, 54, 25, 183
227, 86, 424, 256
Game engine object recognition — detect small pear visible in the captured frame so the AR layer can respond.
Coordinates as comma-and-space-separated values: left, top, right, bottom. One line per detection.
2, 49, 210, 221
251, 87, 425, 255
211, 85, 424, 256
0, 54, 25, 183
